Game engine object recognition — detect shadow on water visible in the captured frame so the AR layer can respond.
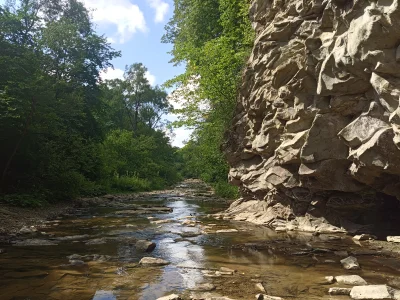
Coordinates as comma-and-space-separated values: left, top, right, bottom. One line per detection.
1, 182, 400, 299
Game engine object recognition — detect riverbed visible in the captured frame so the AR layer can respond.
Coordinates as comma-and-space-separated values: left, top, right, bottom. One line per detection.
1, 180, 400, 300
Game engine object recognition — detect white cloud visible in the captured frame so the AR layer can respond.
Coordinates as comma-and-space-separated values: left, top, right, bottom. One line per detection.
145, 71, 156, 86
99, 67, 124, 81
82, 0, 147, 43
146, 0, 170, 23
171, 127, 192, 148
100, 68, 156, 86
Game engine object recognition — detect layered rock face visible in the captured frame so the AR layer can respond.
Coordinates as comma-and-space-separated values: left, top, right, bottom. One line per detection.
224, 0, 400, 233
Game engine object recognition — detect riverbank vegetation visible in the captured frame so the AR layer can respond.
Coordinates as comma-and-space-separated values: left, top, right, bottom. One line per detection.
163, 0, 254, 198
0, 0, 180, 206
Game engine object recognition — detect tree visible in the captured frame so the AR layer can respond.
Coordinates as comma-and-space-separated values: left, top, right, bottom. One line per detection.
162, 0, 253, 197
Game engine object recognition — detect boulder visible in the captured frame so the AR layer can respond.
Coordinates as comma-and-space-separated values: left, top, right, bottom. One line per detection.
340, 256, 361, 270
335, 275, 367, 286
135, 240, 156, 252
139, 257, 169, 266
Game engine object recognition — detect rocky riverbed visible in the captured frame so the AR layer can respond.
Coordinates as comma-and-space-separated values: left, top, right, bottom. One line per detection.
1, 180, 400, 300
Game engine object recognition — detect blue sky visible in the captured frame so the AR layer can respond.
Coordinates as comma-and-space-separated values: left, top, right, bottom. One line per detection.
80, 0, 191, 147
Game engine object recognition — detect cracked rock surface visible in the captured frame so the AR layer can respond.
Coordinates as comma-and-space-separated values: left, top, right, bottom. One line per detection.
223, 0, 400, 233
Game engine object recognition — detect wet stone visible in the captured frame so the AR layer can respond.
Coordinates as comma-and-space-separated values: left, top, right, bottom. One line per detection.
353, 234, 376, 241
191, 283, 216, 292
329, 287, 352, 295
341, 256, 360, 270
139, 257, 169, 266
256, 282, 267, 293
19, 226, 37, 234
68, 260, 86, 266
335, 275, 367, 285
135, 240, 156, 252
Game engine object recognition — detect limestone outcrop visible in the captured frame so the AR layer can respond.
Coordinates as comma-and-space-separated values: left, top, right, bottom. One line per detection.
223, 0, 400, 233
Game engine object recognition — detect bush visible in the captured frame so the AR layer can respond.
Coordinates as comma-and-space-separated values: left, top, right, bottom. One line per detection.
2, 193, 47, 207
110, 176, 151, 192
213, 182, 238, 199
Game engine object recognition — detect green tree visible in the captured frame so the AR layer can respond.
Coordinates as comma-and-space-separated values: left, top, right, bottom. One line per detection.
163, 0, 253, 197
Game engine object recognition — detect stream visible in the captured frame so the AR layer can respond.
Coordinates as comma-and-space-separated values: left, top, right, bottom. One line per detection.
1, 180, 400, 300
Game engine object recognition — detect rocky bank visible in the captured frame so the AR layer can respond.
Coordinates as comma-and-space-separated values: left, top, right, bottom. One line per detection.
224, 0, 400, 233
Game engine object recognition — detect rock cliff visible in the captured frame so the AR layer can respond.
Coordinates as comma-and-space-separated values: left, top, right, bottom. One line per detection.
223, 0, 400, 233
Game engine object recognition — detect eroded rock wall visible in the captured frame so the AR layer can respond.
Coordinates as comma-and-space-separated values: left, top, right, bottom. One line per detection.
224, 0, 400, 233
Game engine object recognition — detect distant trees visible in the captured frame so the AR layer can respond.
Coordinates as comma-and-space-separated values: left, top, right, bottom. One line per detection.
0, 0, 180, 206
164, 0, 254, 197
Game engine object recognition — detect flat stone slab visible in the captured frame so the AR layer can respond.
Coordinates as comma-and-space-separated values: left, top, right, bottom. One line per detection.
350, 285, 393, 299
139, 257, 169, 266
335, 275, 367, 286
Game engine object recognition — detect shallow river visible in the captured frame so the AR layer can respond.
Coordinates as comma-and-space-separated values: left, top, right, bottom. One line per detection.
1, 181, 400, 300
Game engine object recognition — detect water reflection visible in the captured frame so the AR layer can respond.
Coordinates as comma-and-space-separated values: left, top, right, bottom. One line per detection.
93, 290, 117, 300
1, 184, 399, 300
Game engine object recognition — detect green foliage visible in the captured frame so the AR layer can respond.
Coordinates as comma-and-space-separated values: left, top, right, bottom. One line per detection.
2, 193, 47, 208
0, 0, 181, 206
109, 176, 151, 193
164, 0, 253, 198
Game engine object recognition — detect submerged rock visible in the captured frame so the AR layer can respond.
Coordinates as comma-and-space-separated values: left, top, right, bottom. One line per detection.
190, 283, 216, 292
19, 226, 37, 234
139, 257, 169, 266
341, 256, 361, 270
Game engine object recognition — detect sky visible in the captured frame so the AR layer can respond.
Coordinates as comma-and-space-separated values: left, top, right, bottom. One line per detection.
79, 0, 192, 147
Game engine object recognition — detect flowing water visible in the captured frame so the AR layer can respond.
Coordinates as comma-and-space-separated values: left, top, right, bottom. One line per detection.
1, 181, 400, 300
